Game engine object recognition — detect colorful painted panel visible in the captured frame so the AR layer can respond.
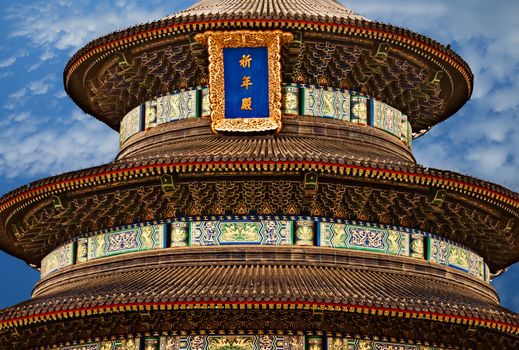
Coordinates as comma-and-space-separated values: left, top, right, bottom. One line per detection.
400, 114, 408, 143
160, 335, 288, 350
190, 220, 293, 246
410, 233, 424, 259
171, 222, 189, 247
87, 224, 166, 260
373, 99, 403, 137
307, 337, 323, 350
355, 340, 418, 350
337, 339, 440, 350
120, 104, 141, 145
145, 100, 158, 129
350, 95, 368, 124
157, 90, 197, 124
282, 85, 300, 116
109, 339, 140, 350
302, 87, 350, 121
76, 238, 88, 263
201, 87, 211, 118
319, 223, 410, 256
41, 242, 74, 277
295, 220, 314, 246
428, 237, 486, 279
144, 338, 160, 350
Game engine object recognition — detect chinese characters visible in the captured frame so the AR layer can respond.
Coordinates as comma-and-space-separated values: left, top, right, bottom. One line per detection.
240, 54, 253, 110
241, 97, 253, 111
239, 54, 252, 68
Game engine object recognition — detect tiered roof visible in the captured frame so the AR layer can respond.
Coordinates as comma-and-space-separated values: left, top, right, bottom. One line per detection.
64, 0, 472, 133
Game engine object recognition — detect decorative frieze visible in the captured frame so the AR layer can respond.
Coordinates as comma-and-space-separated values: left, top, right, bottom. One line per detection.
373, 99, 403, 138
302, 87, 350, 121
61, 338, 139, 350
40, 217, 488, 283
87, 224, 167, 261
58, 335, 444, 350
40, 242, 74, 276
190, 220, 293, 246
318, 222, 411, 257
120, 104, 142, 144
156, 89, 198, 125
428, 236, 487, 281
120, 85, 413, 147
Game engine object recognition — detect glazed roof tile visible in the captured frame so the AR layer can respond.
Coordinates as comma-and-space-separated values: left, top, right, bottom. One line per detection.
165, 0, 367, 21
1, 262, 516, 328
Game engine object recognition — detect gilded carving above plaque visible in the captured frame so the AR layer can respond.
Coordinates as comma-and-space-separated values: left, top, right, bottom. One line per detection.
195, 30, 293, 133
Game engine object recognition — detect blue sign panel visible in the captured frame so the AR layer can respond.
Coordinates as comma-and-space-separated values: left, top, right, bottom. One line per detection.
223, 47, 269, 119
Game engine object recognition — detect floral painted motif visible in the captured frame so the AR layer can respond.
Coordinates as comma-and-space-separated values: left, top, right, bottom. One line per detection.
320, 223, 410, 256
191, 220, 292, 245
208, 336, 255, 350
106, 230, 139, 253
350, 95, 368, 124
171, 222, 189, 246
295, 220, 314, 245
282, 85, 299, 115
349, 228, 385, 249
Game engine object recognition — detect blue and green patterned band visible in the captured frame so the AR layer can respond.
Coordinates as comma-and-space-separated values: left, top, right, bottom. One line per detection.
41, 216, 488, 283
120, 85, 413, 148
59, 334, 446, 350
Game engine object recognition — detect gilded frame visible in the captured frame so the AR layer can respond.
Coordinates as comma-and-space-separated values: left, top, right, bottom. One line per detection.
195, 30, 293, 133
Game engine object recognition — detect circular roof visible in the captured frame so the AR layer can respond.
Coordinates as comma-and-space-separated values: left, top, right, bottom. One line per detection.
164, 0, 368, 21
2, 248, 517, 346
64, 0, 473, 135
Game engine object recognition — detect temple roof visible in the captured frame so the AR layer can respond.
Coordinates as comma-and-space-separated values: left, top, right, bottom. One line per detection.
2, 247, 516, 333
165, 0, 367, 22
63, 0, 473, 134
0, 128, 517, 271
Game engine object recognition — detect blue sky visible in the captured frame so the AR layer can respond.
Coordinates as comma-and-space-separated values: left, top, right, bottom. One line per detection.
0, 0, 517, 312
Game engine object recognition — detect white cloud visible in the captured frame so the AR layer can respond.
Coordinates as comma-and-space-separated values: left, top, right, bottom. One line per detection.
39, 48, 55, 62
27, 80, 51, 95
8, 88, 26, 100
0, 56, 16, 68
4, 1, 194, 53
27, 63, 42, 72
0, 110, 119, 179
